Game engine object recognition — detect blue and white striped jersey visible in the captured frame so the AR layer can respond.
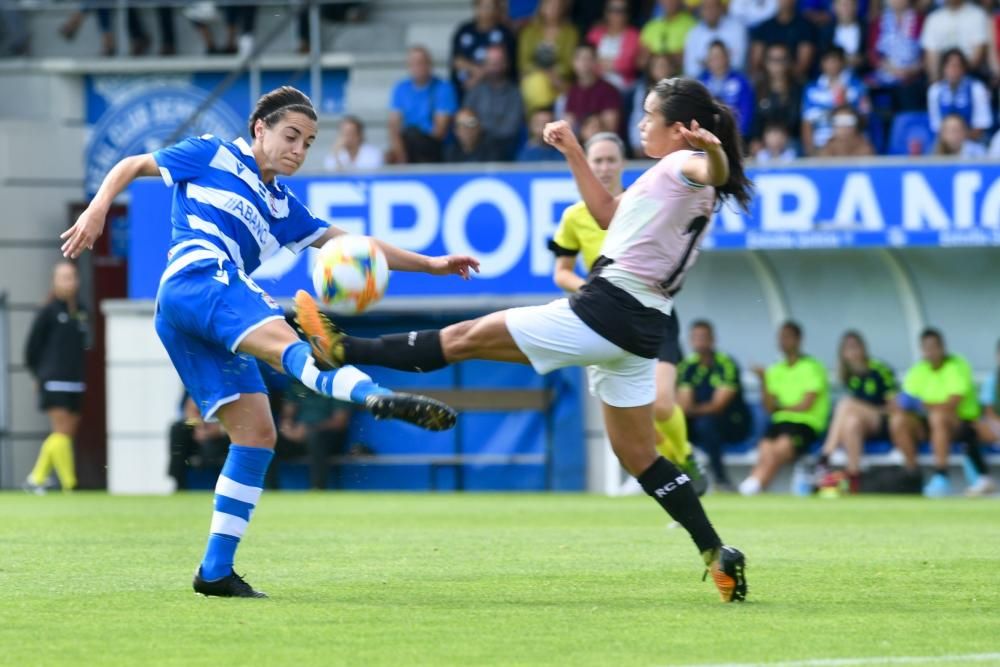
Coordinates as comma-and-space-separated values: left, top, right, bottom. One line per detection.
153, 135, 329, 274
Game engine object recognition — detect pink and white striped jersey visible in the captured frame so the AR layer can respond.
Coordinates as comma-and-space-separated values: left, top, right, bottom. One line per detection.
599, 149, 716, 310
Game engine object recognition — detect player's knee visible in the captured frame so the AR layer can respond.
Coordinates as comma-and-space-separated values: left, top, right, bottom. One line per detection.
888, 413, 906, 435
842, 412, 861, 432
245, 423, 277, 448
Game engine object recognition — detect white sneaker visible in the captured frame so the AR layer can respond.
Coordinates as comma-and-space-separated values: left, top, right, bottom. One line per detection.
965, 476, 998, 497
21, 476, 46, 495
738, 476, 762, 496
616, 476, 643, 496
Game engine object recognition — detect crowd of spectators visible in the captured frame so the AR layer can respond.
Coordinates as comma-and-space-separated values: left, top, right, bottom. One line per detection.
7, 0, 999, 160
378, 0, 1000, 166
677, 319, 999, 497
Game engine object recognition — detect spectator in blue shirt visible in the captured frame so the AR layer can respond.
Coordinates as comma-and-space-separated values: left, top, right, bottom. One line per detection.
517, 108, 564, 161
801, 46, 870, 155
698, 40, 755, 137
927, 49, 994, 141
387, 45, 458, 164
450, 0, 517, 94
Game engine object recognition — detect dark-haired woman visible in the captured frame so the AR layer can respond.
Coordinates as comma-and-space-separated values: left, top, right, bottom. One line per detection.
23, 261, 87, 494
61, 86, 479, 598
297, 77, 753, 602
815, 331, 897, 494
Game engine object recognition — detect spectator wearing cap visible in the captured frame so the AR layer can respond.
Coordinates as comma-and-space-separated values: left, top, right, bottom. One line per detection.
387, 46, 458, 164
451, 0, 517, 93
464, 45, 524, 160
801, 46, 870, 155
819, 105, 875, 156
562, 43, 622, 137
927, 49, 993, 141
749, 0, 818, 81
698, 41, 755, 137
866, 0, 925, 111
683, 0, 748, 77
639, 0, 697, 72
586, 0, 641, 91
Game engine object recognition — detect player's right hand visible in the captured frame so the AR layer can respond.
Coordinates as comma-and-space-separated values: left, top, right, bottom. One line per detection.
542, 120, 581, 155
61, 206, 106, 258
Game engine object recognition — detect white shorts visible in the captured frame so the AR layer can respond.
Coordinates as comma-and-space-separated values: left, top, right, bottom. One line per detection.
504, 298, 656, 408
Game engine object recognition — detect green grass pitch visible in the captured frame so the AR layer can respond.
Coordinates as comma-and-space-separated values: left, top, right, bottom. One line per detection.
2, 492, 998, 666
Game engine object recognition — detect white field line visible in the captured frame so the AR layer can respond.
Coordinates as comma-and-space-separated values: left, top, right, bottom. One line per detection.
676, 652, 1000, 667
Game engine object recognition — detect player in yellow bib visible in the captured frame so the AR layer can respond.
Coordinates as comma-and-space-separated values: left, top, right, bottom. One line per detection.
549, 132, 705, 493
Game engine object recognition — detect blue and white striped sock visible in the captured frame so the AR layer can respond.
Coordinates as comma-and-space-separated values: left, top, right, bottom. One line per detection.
199, 445, 274, 582
281, 341, 390, 403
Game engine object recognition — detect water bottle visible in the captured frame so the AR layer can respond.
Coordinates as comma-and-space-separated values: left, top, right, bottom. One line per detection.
791, 462, 813, 496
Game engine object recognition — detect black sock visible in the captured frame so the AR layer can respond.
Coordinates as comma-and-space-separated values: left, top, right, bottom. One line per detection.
817, 453, 830, 467
934, 467, 949, 477
342, 330, 448, 372
965, 442, 989, 475
638, 456, 722, 554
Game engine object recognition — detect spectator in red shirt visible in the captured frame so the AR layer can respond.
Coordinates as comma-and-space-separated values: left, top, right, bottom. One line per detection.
586, 0, 641, 91
562, 43, 623, 136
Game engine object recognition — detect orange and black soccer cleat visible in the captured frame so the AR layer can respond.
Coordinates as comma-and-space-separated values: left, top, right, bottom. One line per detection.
293, 289, 345, 370
705, 545, 747, 602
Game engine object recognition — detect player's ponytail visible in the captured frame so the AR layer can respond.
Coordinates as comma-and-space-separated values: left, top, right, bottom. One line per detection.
709, 101, 753, 213
248, 86, 317, 139
652, 78, 753, 213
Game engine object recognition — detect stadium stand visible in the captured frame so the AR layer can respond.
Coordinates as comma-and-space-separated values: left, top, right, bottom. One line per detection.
1, 0, 999, 494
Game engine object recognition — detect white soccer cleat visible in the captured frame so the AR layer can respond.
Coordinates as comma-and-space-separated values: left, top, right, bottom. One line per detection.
965, 476, 998, 497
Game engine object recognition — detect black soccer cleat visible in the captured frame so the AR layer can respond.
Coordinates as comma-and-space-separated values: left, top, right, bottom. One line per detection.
706, 545, 748, 602
365, 392, 457, 431
193, 569, 268, 598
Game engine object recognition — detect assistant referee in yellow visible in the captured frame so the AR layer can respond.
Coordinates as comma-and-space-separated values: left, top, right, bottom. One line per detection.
548, 132, 704, 491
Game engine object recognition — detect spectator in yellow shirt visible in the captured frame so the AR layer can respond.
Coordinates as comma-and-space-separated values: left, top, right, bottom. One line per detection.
741, 321, 830, 495
639, 0, 697, 71
890, 328, 992, 497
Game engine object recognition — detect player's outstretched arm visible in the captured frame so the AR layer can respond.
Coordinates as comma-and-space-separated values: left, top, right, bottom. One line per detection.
310, 227, 480, 280
61, 153, 160, 258
542, 120, 620, 229
679, 120, 729, 188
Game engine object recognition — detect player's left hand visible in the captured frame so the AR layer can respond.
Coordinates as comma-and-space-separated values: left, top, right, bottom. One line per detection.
428, 255, 480, 279
61, 206, 106, 258
680, 119, 722, 151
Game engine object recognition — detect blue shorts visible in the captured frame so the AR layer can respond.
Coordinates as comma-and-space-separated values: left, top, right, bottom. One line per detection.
155, 255, 284, 420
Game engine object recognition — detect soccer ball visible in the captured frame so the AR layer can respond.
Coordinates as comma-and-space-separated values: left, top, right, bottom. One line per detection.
311, 234, 390, 314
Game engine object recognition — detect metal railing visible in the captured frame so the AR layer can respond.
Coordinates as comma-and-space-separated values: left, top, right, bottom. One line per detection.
9, 0, 366, 131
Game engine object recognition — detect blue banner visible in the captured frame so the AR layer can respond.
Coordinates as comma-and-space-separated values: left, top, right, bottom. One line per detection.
85, 72, 346, 195
127, 160, 1000, 299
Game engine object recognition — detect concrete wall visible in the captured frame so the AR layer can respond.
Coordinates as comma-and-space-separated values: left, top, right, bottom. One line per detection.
0, 118, 88, 488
